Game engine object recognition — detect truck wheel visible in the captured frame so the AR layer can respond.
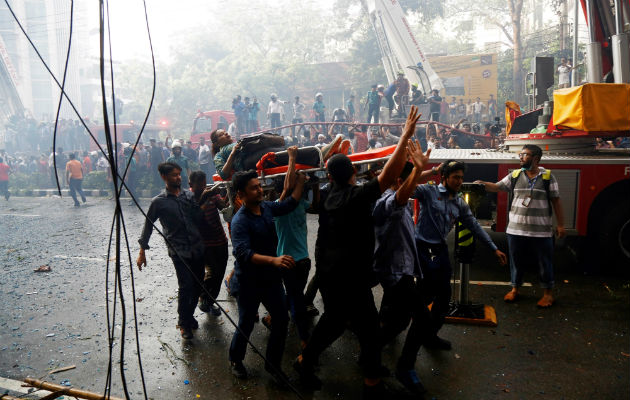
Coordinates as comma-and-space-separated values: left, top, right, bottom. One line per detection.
595, 200, 630, 274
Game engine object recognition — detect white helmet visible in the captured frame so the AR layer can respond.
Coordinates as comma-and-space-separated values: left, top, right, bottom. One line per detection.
315, 92, 323, 98
171, 140, 182, 149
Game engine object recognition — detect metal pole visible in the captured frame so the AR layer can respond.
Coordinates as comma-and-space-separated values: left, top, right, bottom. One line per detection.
458, 262, 470, 304
572, 0, 580, 86
612, 0, 630, 83
585, 0, 603, 82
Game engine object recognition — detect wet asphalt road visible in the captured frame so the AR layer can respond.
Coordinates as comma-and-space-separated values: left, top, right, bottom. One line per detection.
0, 196, 628, 400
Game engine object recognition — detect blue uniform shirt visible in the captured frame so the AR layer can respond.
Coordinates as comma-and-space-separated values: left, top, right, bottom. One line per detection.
413, 184, 497, 251
231, 197, 298, 284
373, 189, 422, 289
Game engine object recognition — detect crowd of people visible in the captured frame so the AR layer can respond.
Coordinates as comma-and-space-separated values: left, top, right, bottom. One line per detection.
131, 107, 570, 398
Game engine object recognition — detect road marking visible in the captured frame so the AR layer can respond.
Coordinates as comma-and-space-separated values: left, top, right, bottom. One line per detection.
455, 280, 532, 287
0, 213, 41, 217
54, 255, 105, 262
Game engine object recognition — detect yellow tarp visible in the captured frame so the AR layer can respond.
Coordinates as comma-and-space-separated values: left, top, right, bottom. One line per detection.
553, 83, 630, 132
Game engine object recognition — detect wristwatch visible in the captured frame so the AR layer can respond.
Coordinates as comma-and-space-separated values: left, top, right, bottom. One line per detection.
431, 166, 438, 175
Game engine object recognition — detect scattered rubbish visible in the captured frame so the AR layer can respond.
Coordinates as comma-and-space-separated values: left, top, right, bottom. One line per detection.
563, 280, 569, 283
46, 333, 55, 338
184, 380, 190, 384
454, 353, 461, 359
34, 265, 51, 273
49, 365, 76, 374
136, 297, 144, 302
621, 352, 630, 358
528, 350, 535, 355
60, 379, 71, 386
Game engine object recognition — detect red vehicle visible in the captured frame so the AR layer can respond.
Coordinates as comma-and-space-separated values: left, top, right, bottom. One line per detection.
190, 110, 235, 146
89, 123, 171, 152
424, 0, 630, 270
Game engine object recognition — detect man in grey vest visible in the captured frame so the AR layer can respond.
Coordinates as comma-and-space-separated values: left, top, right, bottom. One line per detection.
476, 144, 566, 308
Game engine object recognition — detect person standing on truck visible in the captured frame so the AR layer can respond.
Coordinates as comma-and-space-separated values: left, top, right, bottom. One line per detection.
247, 97, 260, 133
475, 144, 566, 308
394, 71, 410, 117
557, 57, 572, 89
414, 160, 507, 350
267, 94, 284, 129
365, 84, 381, 124
427, 89, 442, 122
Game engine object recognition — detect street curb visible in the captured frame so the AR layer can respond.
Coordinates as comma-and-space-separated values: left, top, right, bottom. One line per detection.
8, 189, 155, 198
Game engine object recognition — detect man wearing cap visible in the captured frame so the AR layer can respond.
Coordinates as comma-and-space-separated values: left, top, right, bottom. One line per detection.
267, 94, 284, 129
167, 140, 191, 189
294, 106, 424, 397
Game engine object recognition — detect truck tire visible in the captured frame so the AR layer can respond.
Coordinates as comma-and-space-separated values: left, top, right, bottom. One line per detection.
594, 200, 630, 274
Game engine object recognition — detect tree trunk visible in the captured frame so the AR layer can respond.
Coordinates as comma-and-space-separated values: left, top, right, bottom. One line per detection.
509, 0, 524, 104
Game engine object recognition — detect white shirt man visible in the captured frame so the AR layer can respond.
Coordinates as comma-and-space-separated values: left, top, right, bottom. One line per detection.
557, 58, 571, 88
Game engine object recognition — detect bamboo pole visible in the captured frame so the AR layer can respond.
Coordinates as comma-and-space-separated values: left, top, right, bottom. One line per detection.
23, 378, 125, 400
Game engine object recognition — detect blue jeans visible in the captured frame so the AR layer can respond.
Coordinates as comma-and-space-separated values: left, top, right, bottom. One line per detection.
507, 234, 555, 289
69, 178, 86, 205
229, 277, 289, 369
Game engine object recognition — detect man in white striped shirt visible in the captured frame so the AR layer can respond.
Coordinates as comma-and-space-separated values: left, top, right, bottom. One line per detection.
476, 145, 565, 308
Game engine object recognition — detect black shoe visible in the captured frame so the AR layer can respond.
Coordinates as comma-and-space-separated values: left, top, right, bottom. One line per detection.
198, 298, 211, 313
179, 326, 193, 339
293, 358, 322, 390
74, 203, 80, 207
395, 368, 427, 396
305, 304, 320, 317
425, 336, 451, 350
210, 304, 222, 317
230, 361, 248, 379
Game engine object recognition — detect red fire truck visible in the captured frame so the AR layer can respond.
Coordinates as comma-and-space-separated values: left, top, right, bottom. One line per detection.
189, 110, 235, 145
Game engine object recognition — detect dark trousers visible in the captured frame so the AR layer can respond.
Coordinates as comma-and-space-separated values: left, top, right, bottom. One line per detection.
229, 278, 289, 369
247, 120, 258, 133
367, 104, 379, 124
430, 112, 440, 122
69, 178, 86, 205
171, 254, 205, 328
380, 276, 434, 370
0, 181, 9, 200
201, 244, 229, 303
304, 272, 319, 305
416, 240, 452, 334
270, 113, 282, 129
282, 258, 311, 341
301, 274, 382, 379
291, 118, 303, 137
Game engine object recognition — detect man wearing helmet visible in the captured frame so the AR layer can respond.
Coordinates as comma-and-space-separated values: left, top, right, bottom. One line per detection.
166, 140, 191, 189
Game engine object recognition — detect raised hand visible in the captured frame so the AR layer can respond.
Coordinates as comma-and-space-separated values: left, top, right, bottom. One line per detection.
287, 145, 298, 159
402, 105, 422, 139
406, 139, 431, 171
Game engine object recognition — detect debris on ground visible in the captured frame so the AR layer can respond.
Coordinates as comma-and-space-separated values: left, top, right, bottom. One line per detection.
33, 265, 51, 272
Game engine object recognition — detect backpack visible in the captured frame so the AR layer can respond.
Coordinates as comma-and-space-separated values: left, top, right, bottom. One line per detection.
508, 169, 553, 216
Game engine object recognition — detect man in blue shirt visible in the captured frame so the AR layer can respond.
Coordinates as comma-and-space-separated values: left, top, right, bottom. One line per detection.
365, 84, 381, 124
373, 139, 432, 397
413, 160, 507, 349
228, 168, 307, 381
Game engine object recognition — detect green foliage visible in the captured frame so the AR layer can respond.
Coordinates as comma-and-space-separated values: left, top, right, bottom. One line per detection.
83, 171, 111, 190
8, 173, 48, 190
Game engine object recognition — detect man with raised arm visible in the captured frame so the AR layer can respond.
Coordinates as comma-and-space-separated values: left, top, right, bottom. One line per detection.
294, 106, 423, 398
